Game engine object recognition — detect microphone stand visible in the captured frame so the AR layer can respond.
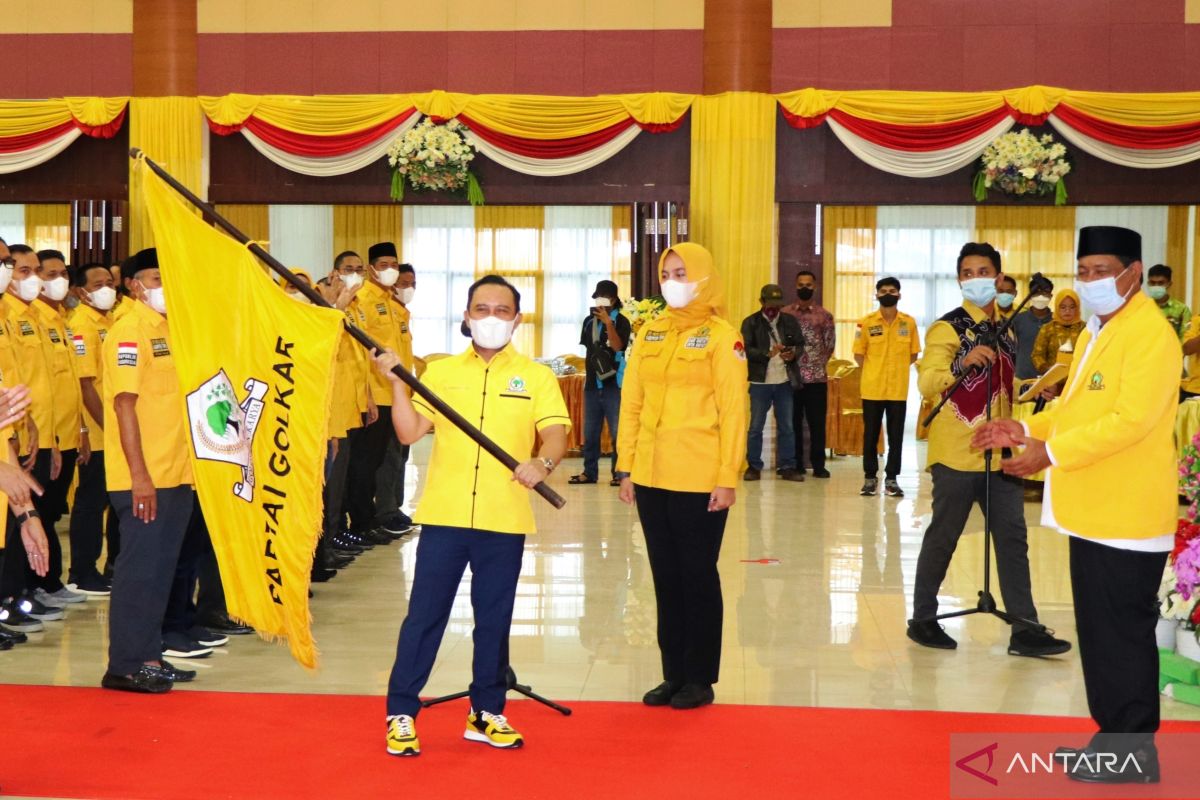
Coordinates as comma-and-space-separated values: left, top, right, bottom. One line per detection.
911, 283, 1051, 635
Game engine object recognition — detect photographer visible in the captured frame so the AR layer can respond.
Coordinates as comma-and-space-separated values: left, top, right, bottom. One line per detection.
740, 284, 804, 482
570, 280, 630, 486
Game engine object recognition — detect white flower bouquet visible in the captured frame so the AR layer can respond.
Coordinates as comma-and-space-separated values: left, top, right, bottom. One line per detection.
386, 117, 484, 205
973, 129, 1071, 206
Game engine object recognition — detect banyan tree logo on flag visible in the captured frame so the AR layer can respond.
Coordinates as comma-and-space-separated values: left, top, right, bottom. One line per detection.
186, 369, 269, 502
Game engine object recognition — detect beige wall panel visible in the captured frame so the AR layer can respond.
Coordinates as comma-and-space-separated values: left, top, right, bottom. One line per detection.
775, 0, 892, 28
654, 0, 704, 30
514, 0, 585, 31
1188, 0, 1200, 23
379, 0, 449, 31
315, 0, 383, 32
3, 0, 133, 33
245, 0, 315, 33
198, 0, 247, 33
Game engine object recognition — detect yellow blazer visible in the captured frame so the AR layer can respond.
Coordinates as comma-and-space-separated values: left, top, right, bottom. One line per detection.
1025, 292, 1182, 539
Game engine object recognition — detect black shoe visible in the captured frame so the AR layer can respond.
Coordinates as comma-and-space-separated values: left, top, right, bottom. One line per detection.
327, 553, 355, 569
670, 683, 715, 709
196, 615, 254, 636
380, 512, 414, 534
907, 620, 957, 650
0, 601, 44, 633
311, 566, 338, 583
743, 467, 761, 481
883, 478, 904, 497
186, 625, 228, 647
1065, 747, 1159, 784
341, 532, 375, 550
860, 479, 878, 496
362, 528, 394, 546
812, 468, 831, 479
162, 632, 213, 659
779, 468, 805, 482
0, 636, 12, 650
102, 666, 173, 694
642, 681, 682, 707
1008, 627, 1072, 657
0, 627, 27, 645
331, 541, 365, 556
71, 574, 112, 597
145, 659, 197, 683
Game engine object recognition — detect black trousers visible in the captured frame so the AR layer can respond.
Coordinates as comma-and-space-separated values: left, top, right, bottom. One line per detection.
861, 399, 905, 479
374, 439, 410, 519
634, 485, 728, 686
164, 500, 223, 634
107, 486, 194, 675
1071, 536, 1167, 744
912, 465, 1038, 624
29, 448, 75, 593
343, 406, 394, 533
792, 382, 828, 472
69, 450, 115, 583
0, 512, 24, 599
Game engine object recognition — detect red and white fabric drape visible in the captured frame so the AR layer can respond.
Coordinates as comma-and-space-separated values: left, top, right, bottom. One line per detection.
0, 98, 128, 174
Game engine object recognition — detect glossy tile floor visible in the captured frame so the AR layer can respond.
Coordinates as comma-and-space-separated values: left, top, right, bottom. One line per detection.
4, 436, 1200, 724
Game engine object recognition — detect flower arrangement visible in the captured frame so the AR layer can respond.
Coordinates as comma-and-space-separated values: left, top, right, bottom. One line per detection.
386, 117, 484, 205
973, 129, 1071, 206
624, 296, 666, 338
1161, 519, 1200, 632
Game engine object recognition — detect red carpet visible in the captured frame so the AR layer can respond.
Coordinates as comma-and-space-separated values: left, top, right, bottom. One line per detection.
3, 684, 1199, 799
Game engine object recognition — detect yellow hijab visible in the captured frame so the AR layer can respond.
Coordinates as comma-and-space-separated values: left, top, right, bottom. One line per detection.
658, 242, 726, 329
1052, 288, 1082, 325
279, 268, 313, 290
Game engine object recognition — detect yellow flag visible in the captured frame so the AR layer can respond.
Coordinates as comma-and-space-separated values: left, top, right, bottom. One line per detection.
140, 160, 343, 667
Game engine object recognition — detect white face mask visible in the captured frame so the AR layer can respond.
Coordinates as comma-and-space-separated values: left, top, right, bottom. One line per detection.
1075, 271, 1131, 317
398, 286, 415, 305
661, 279, 700, 309
594, 297, 612, 308
87, 286, 117, 311
340, 272, 364, 291
141, 284, 167, 314
1029, 296, 1051, 310
468, 315, 516, 350
288, 292, 312, 305
13, 275, 41, 303
0, 265, 13, 295
374, 267, 400, 287
41, 276, 70, 302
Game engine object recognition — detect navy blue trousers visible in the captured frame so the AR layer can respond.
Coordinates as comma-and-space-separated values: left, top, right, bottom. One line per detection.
386, 525, 525, 717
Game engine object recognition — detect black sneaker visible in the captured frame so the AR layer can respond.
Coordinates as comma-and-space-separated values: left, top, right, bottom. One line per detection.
71, 574, 112, 597
16, 594, 64, 621
311, 566, 338, 583
380, 512, 414, 535
860, 479, 878, 496
884, 479, 904, 497
1008, 627, 1072, 657
362, 528, 395, 546
0, 635, 12, 650
196, 614, 254, 636
779, 468, 805, 482
642, 681, 682, 707
162, 632, 214, 659
743, 467, 761, 481
102, 665, 173, 694
812, 468, 832, 479
186, 625, 228, 647
0, 627, 28, 645
146, 659, 196, 683
907, 620, 957, 650
0, 601, 44, 633
669, 683, 715, 710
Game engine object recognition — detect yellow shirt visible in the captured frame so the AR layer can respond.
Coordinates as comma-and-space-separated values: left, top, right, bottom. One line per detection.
918, 302, 1014, 472
103, 300, 193, 491
616, 316, 749, 492
412, 344, 570, 535
329, 301, 371, 439
853, 309, 920, 401
1025, 293, 1181, 540
0, 304, 19, 454
1182, 316, 1200, 394
4, 295, 54, 454
68, 304, 112, 451
359, 282, 409, 404
32, 299, 82, 452
112, 298, 134, 322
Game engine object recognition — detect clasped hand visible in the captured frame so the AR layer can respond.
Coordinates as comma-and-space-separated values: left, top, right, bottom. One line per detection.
971, 419, 1051, 478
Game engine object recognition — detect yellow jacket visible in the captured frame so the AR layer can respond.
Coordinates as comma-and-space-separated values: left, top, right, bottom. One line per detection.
1025, 292, 1182, 540
616, 243, 748, 492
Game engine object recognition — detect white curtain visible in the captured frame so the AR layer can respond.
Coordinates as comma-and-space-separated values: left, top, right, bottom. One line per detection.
1074, 206, 1169, 269
874, 206, 977, 337
401, 206, 475, 356
0, 205, 25, 246
542, 206, 619, 359
268, 205, 334, 280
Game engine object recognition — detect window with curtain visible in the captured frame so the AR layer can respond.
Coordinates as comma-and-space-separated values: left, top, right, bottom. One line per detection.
475, 206, 545, 357
401, 206, 476, 356
0, 204, 25, 245
25, 204, 71, 255
543, 206, 629, 360
268, 205, 334, 280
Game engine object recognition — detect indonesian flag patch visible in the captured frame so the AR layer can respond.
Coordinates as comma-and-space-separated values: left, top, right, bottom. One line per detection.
72, 334, 86, 356
733, 341, 747, 360
117, 341, 138, 367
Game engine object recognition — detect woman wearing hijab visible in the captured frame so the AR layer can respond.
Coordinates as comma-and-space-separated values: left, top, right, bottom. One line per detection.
1031, 289, 1084, 376
616, 243, 748, 710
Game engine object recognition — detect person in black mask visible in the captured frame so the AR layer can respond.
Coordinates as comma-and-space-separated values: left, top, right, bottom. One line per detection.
782, 271, 835, 477
569, 280, 631, 486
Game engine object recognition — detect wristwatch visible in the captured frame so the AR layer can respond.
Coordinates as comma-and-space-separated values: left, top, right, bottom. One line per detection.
14, 509, 40, 525
540, 457, 556, 473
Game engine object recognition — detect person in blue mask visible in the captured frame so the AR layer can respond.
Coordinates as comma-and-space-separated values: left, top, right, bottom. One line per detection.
907, 242, 1070, 658
995, 275, 1018, 321
1145, 264, 1190, 340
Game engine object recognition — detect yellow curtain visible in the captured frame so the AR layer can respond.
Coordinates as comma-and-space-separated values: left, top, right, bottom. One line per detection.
690, 92, 776, 327
24, 204, 71, 254
214, 204, 270, 250
611, 205, 633, 300
333, 205, 403, 262
823, 206, 877, 361
973, 206, 1077, 289
474, 206, 545, 355
1167, 205, 1190, 273
129, 97, 205, 252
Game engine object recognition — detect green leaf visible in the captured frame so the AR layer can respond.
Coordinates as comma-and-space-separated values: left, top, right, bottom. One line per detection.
390, 169, 405, 202
467, 171, 485, 206
972, 170, 988, 203
1054, 178, 1068, 206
